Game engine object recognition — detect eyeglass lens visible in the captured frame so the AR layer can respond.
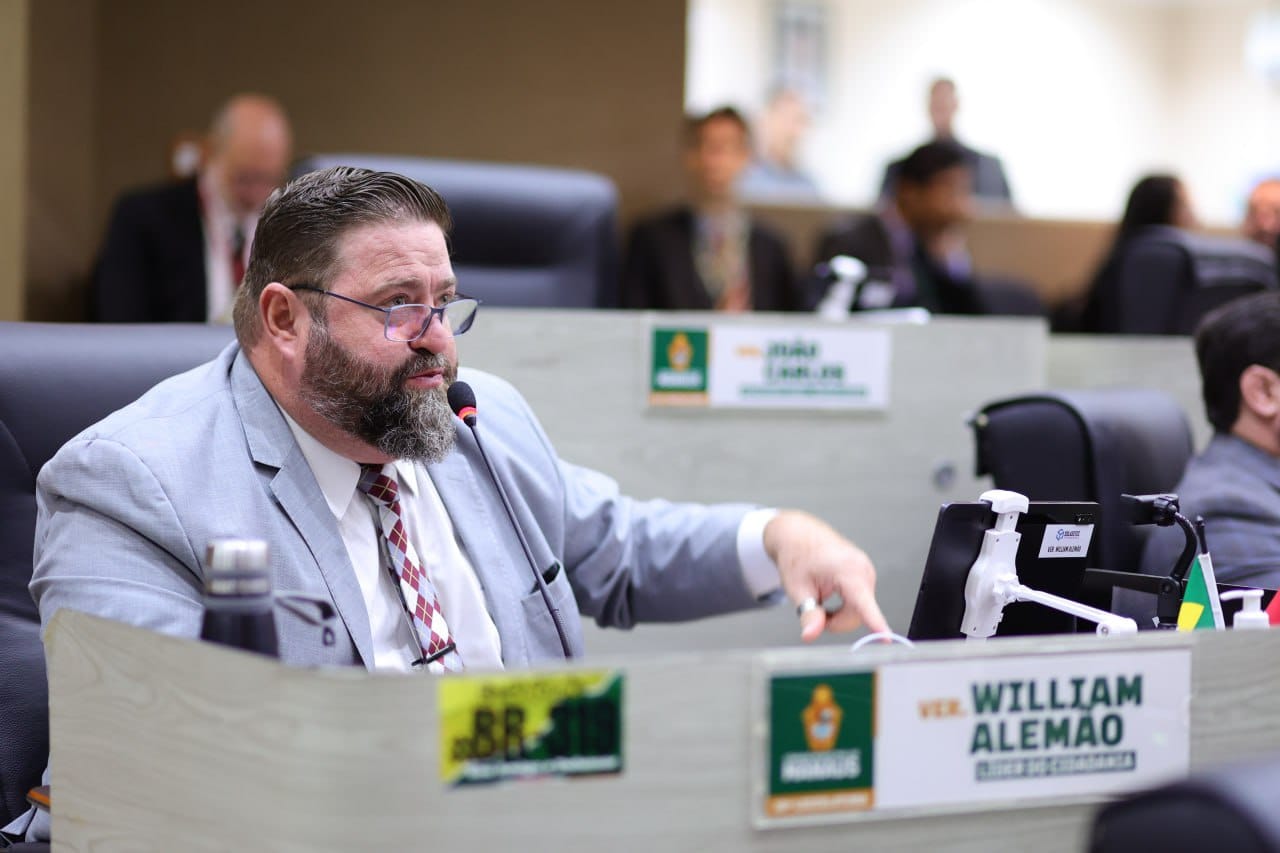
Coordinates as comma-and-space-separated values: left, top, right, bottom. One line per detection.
386, 300, 477, 342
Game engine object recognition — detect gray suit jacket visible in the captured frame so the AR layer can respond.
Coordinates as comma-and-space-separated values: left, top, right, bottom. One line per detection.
1138, 434, 1280, 589
31, 343, 766, 669
1115, 434, 1280, 624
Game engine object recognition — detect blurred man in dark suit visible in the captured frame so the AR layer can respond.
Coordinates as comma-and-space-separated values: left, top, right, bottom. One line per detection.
92, 93, 293, 323
879, 78, 1012, 209
622, 107, 803, 312
815, 140, 984, 315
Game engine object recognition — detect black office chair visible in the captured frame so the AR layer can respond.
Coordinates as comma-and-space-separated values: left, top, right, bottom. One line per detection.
1103, 226, 1277, 335
294, 154, 619, 309
0, 322, 233, 837
1090, 755, 1280, 852
971, 389, 1194, 612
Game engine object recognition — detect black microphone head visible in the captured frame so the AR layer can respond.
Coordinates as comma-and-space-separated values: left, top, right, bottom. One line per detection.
447, 381, 477, 426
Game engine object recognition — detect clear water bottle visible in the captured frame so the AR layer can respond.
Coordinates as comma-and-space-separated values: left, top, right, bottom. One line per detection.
199, 539, 279, 657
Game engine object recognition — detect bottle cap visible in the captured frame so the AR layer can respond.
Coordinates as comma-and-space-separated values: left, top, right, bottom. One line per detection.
204, 539, 271, 596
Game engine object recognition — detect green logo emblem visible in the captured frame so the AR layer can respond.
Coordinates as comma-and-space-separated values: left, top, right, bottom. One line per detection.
650, 328, 708, 403
766, 672, 876, 818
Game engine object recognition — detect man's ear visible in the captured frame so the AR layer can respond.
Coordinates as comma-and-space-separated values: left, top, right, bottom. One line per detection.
1238, 364, 1280, 419
259, 283, 308, 360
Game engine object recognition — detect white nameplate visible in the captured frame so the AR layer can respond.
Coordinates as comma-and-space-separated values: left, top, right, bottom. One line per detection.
648, 324, 891, 410
874, 649, 1190, 810
1039, 524, 1095, 559
756, 648, 1191, 826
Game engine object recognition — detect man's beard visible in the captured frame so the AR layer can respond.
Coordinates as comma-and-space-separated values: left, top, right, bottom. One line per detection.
300, 323, 458, 464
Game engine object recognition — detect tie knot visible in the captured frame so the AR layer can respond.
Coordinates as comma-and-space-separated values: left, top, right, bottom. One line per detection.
357, 463, 399, 507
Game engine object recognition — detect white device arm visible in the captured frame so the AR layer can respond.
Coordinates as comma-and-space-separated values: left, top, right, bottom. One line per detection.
1009, 584, 1137, 636
961, 490, 1138, 639
961, 490, 1028, 639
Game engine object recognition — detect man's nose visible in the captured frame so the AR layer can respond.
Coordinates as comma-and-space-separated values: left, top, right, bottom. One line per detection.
409, 311, 451, 352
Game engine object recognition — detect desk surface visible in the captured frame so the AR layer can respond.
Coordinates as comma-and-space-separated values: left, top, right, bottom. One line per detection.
47, 610, 1280, 852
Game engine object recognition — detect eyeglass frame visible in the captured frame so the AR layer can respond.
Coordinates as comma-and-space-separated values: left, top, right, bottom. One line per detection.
287, 285, 481, 342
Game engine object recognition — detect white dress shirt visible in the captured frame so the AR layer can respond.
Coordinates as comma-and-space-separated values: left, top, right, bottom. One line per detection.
282, 412, 504, 672
279, 411, 782, 673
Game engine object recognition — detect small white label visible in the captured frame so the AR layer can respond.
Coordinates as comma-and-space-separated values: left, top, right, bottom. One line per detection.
1039, 524, 1094, 559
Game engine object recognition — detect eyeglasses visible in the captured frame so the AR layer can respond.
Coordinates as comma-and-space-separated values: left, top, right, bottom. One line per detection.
289, 286, 480, 342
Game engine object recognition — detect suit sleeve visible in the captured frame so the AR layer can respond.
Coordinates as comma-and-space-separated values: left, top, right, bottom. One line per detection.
93, 196, 155, 323
31, 437, 206, 640
484, 376, 769, 628
555, 459, 767, 627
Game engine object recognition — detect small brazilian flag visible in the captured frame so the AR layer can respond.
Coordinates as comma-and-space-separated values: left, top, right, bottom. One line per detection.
1177, 552, 1225, 631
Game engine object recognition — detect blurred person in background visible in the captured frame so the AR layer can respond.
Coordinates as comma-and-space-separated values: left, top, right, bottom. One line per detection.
879, 77, 1013, 209
738, 86, 822, 202
1243, 177, 1280, 250
92, 93, 293, 324
622, 106, 803, 312
815, 140, 987, 315
1064, 174, 1197, 333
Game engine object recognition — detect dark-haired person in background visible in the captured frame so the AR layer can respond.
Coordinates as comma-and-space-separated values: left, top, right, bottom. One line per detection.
92, 93, 293, 324
621, 107, 803, 312
813, 140, 985, 315
1064, 174, 1197, 333
879, 77, 1013, 209
1133, 291, 1280, 600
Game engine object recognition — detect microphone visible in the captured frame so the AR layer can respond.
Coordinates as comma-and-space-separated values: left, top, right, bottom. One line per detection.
813, 255, 866, 319
447, 381, 573, 659
812, 255, 897, 316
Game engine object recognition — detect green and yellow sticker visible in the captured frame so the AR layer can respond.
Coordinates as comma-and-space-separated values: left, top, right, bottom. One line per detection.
439, 670, 624, 786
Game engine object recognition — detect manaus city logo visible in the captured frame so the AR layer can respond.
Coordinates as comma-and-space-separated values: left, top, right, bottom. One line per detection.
667, 331, 694, 372
802, 684, 844, 751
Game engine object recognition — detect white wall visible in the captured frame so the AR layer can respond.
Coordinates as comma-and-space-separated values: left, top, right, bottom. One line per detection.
1166, 2, 1280, 227
687, 0, 1280, 225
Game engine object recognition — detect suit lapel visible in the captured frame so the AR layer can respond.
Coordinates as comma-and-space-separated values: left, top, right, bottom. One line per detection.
177, 178, 210, 320
229, 351, 376, 668
427, 427, 531, 666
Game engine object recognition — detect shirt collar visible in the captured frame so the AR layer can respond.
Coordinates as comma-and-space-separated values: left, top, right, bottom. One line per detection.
277, 407, 419, 518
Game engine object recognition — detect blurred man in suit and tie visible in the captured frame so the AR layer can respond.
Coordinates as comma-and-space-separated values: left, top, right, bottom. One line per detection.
622, 106, 803, 312
92, 93, 293, 324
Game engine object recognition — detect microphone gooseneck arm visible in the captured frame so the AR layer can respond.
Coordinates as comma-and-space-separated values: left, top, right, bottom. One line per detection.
448, 381, 572, 660
468, 425, 573, 660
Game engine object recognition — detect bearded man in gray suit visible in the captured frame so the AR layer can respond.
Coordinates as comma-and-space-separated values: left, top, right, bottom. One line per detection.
31, 167, 886, 677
